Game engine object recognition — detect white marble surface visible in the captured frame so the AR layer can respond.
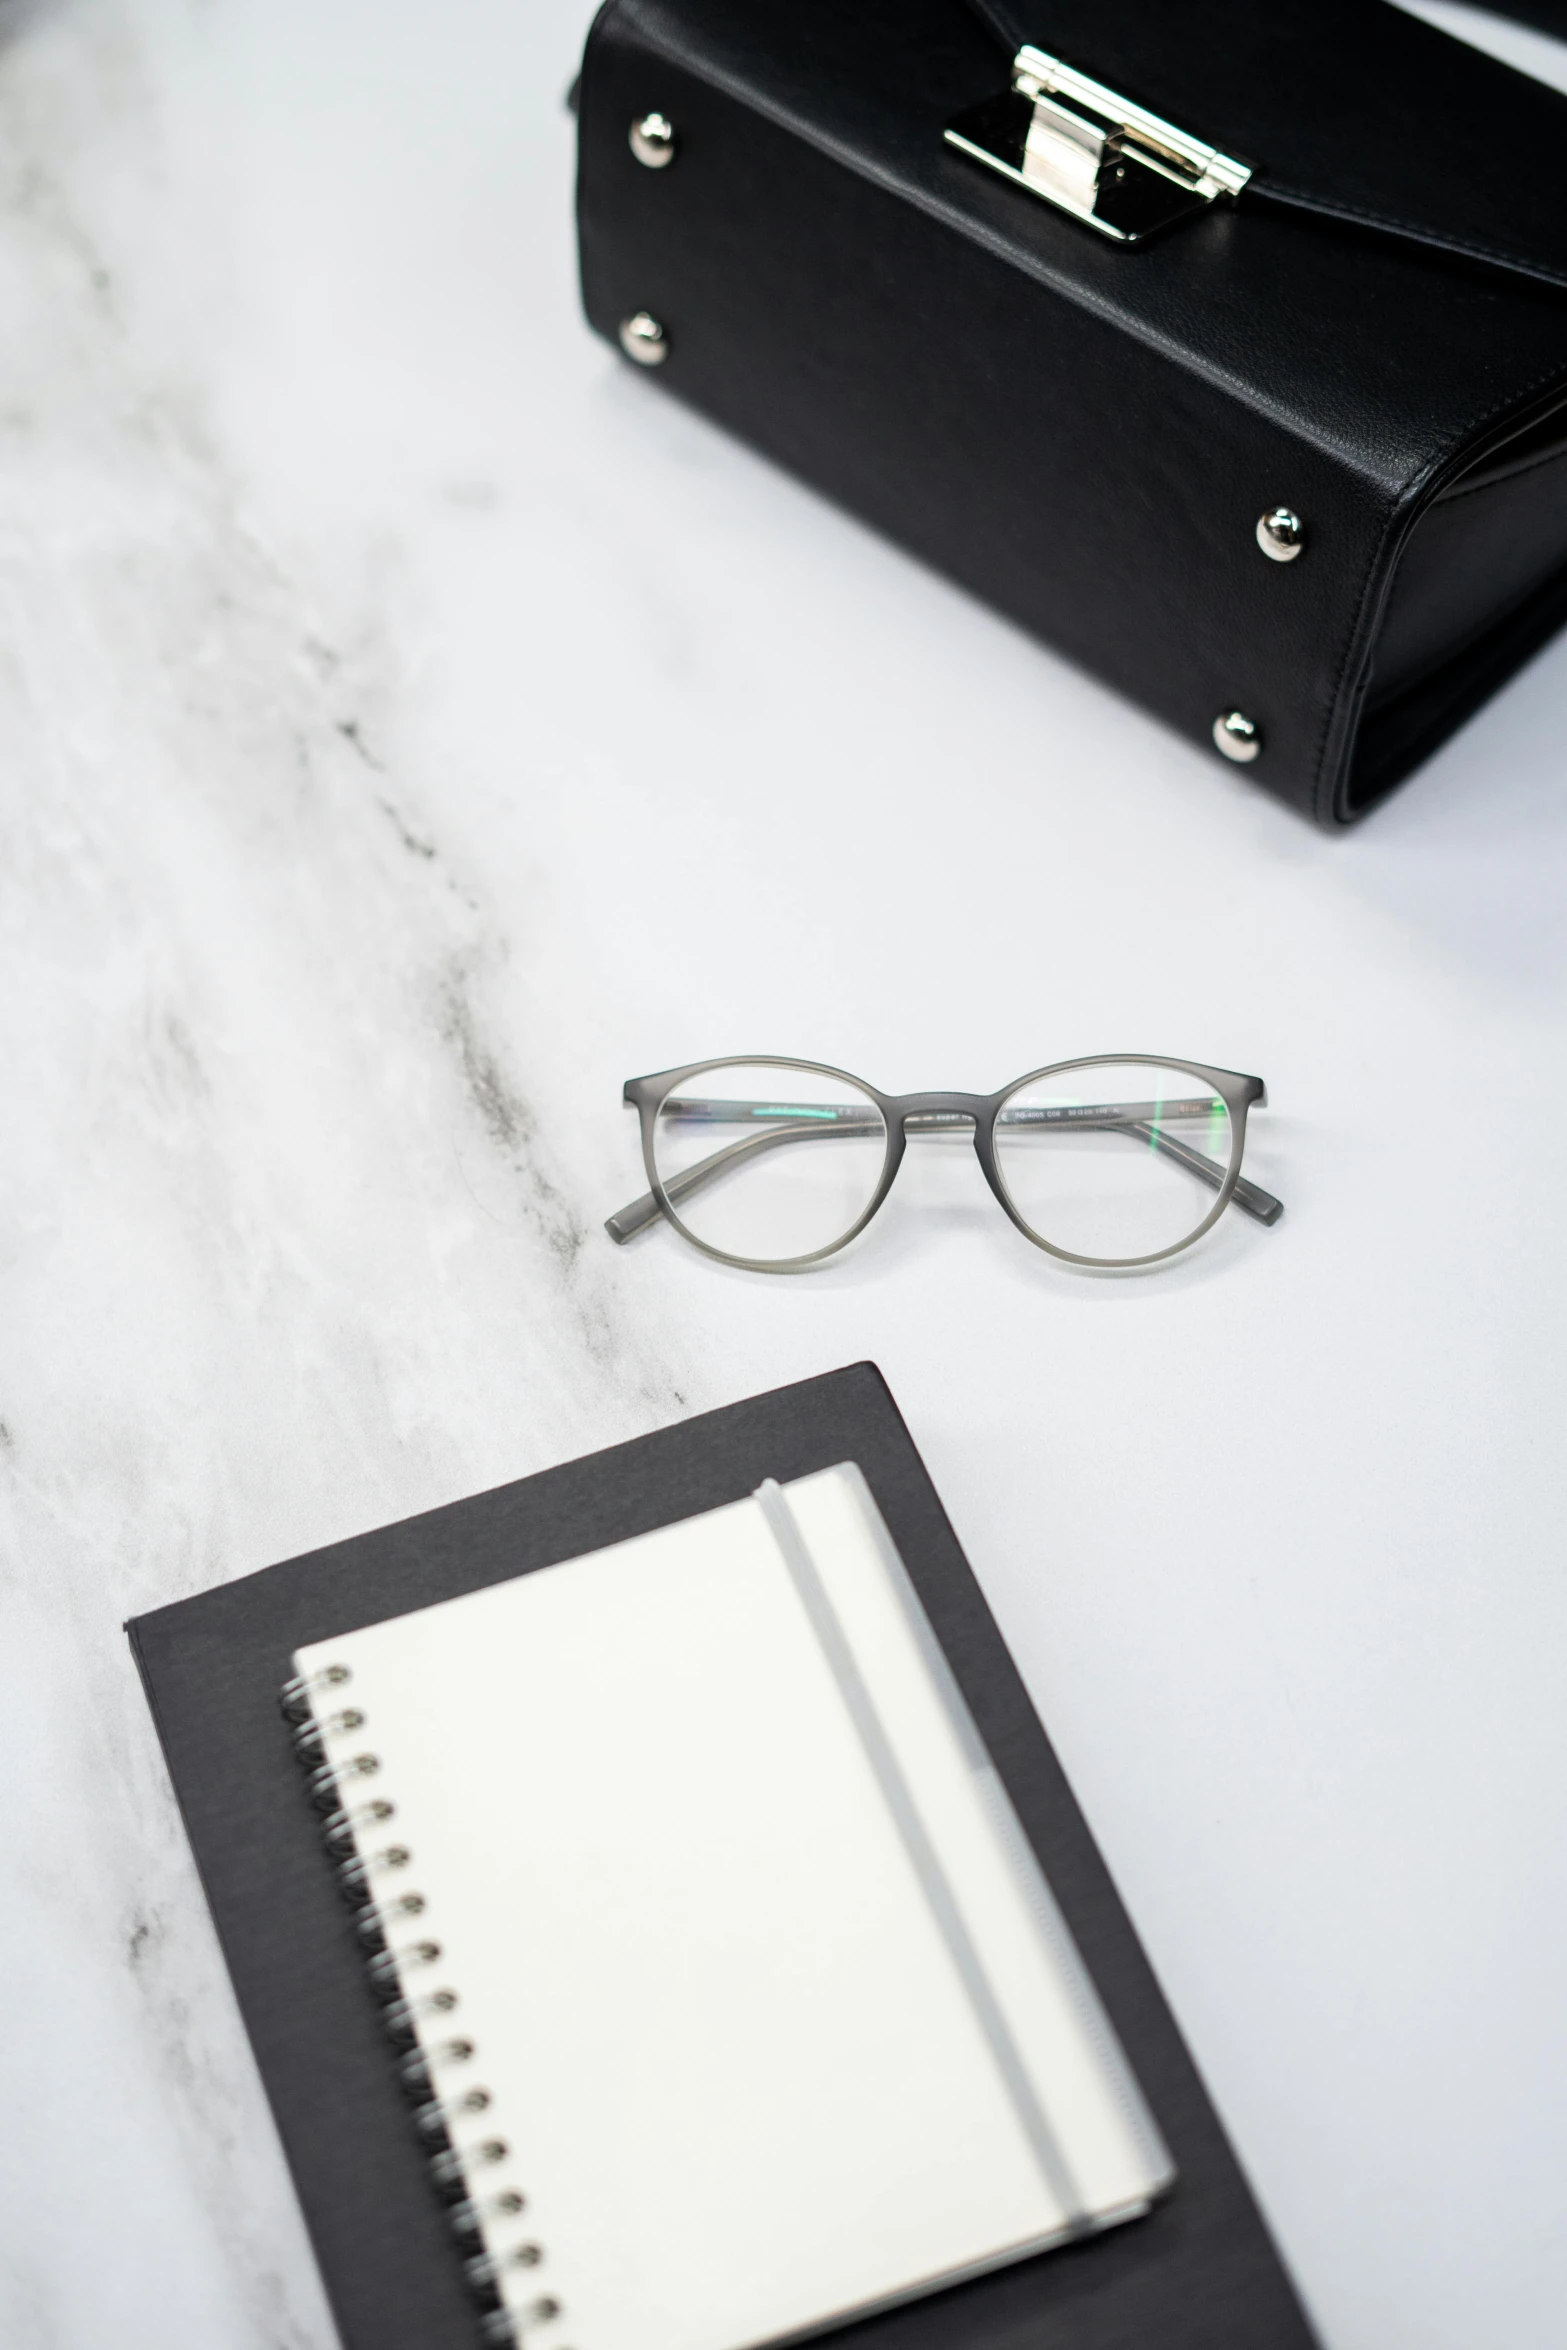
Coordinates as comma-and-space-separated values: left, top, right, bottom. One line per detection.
3, 2, 1566, 2345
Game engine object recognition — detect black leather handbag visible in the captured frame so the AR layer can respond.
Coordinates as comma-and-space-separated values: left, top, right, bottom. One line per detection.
574, 0, 1567, 825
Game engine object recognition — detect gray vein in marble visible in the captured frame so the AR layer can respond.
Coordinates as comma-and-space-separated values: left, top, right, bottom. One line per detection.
0, 6, 701, 2345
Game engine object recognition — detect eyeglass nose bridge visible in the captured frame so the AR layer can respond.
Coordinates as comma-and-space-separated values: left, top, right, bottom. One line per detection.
883, 1091, 1015, 1219
889, 1091, 993, 1137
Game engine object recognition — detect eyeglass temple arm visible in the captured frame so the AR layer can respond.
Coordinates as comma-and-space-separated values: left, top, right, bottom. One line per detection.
1120, 1122, 1282, 1225
605, 1103, 1282, 1244
606, 1119, 844, 1243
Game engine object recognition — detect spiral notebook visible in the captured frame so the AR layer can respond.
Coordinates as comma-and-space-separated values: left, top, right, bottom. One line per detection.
286, 1463, 1171, 2350
131, 1364, 1320, 2350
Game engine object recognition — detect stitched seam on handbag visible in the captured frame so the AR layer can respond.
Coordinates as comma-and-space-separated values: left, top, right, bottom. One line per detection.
1312, 527, 1390, 826
1313, 356, 1567, 821
1435, 441, 1567, 505
1263, 182, 1567, 291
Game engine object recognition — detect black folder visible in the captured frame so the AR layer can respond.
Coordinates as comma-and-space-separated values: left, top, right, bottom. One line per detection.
130, 1361, 1319, 2350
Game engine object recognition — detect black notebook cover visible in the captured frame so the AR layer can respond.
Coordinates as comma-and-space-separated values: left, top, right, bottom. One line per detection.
130, 1362, 1319, 2350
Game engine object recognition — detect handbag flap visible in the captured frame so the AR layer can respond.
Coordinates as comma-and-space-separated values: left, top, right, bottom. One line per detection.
967, 0, 1567, 291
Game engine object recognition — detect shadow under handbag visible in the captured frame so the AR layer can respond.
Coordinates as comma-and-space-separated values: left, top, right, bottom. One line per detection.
574, 0, 1567, 826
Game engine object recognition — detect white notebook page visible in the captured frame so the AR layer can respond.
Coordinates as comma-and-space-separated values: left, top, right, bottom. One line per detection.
294, 1463, 1171, 2350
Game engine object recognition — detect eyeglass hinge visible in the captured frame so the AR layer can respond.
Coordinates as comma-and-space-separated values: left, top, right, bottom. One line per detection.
945, 47, 1252, 245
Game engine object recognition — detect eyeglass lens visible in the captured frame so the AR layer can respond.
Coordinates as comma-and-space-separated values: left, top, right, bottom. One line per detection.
651, 1062, 888, 1264
994, 1062, 1235, 1261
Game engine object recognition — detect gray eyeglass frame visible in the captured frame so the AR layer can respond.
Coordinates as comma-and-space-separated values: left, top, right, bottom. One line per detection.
607, 1054, 1281, 1273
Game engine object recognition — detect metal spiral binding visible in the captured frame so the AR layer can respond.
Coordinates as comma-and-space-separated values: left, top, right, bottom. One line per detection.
280, 1663, 563, 2350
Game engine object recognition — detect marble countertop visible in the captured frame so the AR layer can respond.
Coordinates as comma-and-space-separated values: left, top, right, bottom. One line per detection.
4, 2, 1566, 2346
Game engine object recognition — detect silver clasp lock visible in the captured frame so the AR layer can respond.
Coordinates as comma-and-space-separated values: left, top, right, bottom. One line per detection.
946, 48, 1251, 243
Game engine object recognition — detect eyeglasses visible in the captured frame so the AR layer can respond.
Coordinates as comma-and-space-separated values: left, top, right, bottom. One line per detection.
605, 1056, 1282, 1272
